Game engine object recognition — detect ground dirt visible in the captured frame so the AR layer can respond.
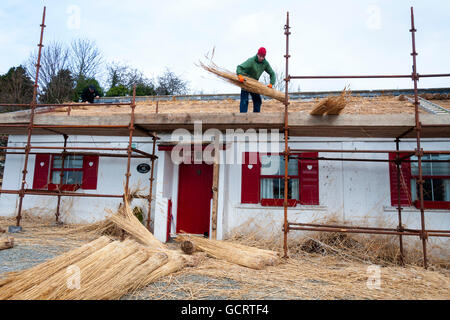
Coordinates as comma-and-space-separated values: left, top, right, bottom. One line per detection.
1, 217, 449, 300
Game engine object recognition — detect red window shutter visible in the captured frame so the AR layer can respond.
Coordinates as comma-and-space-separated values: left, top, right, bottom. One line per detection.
81, 155, 99, 190
300, 152, 319, 205
389, 153, 412, 206
32, 154, 50, 189
241, 152, 261, 204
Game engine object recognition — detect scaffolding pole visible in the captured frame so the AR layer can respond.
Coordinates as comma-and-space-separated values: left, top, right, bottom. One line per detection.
281, 7, 450, 268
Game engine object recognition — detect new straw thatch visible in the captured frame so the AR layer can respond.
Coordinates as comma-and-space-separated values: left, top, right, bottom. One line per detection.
175, 233, 280, 270
310, 87, 351, 115
199, 61, 286, 103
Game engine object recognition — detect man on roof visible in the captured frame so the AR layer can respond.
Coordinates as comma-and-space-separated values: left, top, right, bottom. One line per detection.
81, 84, 100, 103
236, 47, 276, 113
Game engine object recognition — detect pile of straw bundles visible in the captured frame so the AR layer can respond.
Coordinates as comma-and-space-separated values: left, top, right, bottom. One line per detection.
0, 236, 172, 300
310, 87, 351, 115
200, 61, 286, 103
0, 199, 187, 300
175, 233, 280, 270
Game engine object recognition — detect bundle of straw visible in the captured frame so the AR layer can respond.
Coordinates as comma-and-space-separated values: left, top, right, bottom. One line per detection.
175, 234, 280, 270
109, 199, 166, 250
199, 61, 286, 103
0, 236, 112, 299
310, 87, 351, 115
61, 249, 168, 300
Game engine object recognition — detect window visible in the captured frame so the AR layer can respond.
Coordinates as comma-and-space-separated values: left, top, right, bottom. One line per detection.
241, 152, 319, 206
411, 154, 450, 207
49, 155, 84, 191
389, 153, 450, 209
33, 153, 99, 191
260, 155, 299, 205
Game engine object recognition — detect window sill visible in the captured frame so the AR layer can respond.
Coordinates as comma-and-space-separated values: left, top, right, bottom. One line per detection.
414, 200, 450, 210
236, 203, 327, 211
384, 205, 450, 213
48, 184, 81, 192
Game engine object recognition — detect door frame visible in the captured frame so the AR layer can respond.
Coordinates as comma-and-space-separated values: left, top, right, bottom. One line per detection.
175, 162, 213, 235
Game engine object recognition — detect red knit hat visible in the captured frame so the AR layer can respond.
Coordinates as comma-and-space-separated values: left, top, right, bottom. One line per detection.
257, 47, 266, 57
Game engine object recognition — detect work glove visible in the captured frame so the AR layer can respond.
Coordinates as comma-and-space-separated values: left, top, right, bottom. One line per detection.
267, 84, 273, 88
238, 74, 244, 83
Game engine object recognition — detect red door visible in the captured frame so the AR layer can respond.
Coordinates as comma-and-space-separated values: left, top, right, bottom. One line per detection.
176, 163, 213, 235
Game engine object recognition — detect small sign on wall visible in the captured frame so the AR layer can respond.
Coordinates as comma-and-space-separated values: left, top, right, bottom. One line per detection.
137, 163, 150, 174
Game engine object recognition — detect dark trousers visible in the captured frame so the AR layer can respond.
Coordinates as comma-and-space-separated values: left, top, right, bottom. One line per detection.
240, 89, 262, 113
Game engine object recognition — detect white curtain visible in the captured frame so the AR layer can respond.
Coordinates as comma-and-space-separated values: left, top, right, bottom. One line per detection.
261, 178, 275, 199
444, 179, 450, 201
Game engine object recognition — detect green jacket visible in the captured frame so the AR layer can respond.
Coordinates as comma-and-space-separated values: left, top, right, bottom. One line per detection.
236, 55, 276, 85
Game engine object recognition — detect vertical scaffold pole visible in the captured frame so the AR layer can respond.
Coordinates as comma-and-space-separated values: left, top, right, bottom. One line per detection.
283, 11, 291, 258
16, 7, 46, 227
410, 6, 428, 269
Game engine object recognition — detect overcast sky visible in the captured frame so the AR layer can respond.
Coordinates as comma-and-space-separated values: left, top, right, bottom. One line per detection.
1, 0, 449, 94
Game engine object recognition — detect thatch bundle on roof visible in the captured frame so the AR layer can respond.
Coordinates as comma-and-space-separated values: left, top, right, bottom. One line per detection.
200, 61, 286, 103
310, 87, 351, 115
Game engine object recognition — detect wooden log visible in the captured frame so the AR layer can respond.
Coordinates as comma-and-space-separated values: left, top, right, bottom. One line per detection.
0, 237, 14, 250
180, 240, 196, 255
211, 139, 220, 240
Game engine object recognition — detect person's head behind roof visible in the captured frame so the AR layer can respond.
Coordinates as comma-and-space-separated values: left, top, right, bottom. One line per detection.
88, 85, 95, 91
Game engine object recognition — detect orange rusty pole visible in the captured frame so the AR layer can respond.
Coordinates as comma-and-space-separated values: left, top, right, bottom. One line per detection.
410, 6, 428, 269
283, 11, 291, 258
16, 6, 46, 227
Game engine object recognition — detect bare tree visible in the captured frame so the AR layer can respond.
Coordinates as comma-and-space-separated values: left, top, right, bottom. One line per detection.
40, 69, 75, 103
26, 41, 71, 98
70, 39, 103, 80
155, 68, 189, 95
106, 62, 155, 96
261, 68, 286, 92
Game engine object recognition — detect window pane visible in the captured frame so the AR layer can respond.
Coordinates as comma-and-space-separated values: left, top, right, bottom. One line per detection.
287, 158, 298, 175
260, 178, 299, 200
52, 171, 61, 184
51, 171, 83, 185
411, 178, 417, 202
65, 171, 82, 184
410, 155, 450, 176
65, 155, 83, 169
53, 155, 83, 169
430, 155, 450, 176
261, 155, 282, 175
430, 179, 450, 201
421, 179, 433, 201
53, 156, 62, 169
411, 155, 432, 176
260, 155, 298, 176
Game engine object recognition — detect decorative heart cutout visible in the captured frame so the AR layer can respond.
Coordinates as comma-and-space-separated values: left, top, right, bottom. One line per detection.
248, 165, 253, 169
40, 162, 45, 167
307, 165, 313, 170
89, 162, 94, 167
